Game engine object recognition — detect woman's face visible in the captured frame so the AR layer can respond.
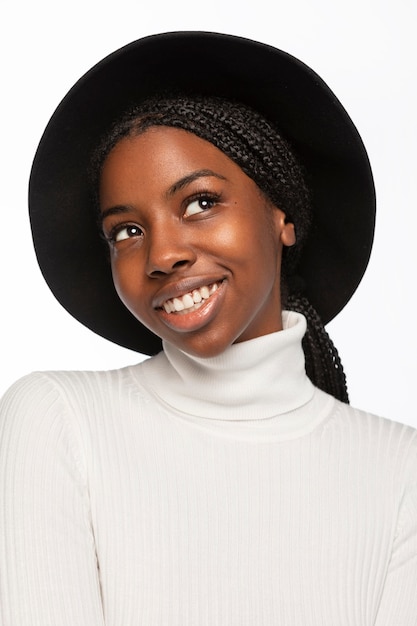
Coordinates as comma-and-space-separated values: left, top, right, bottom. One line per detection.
99, 126, 295, 358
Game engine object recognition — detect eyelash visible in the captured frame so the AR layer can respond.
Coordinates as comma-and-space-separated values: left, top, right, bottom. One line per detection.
183, 191, 221, 216
105, 223, 144, 245
103, 190, 221, 244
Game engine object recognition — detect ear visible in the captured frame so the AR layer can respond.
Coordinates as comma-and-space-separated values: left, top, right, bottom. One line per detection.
273, 209, 296, 247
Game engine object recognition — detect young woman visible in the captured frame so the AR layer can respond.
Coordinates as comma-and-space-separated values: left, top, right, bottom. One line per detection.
1, 32, 416, 625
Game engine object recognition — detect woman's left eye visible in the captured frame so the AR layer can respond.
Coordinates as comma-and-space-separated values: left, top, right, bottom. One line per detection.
184, 195, 218, 217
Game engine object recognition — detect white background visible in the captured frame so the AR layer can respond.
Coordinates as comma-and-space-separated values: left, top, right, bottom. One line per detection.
1, 0, 416, 427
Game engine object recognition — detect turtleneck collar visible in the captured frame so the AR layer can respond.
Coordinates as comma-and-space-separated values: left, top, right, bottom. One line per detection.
139, 311, 315, 421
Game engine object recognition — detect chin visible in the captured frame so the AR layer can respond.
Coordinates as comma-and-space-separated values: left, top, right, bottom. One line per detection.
164, 329, 238, 359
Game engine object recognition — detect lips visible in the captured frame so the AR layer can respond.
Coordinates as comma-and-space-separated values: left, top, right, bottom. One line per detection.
153, 278, 227, 334
161, 282, 221, 314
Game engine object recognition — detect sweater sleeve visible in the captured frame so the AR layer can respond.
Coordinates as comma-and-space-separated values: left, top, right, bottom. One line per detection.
375, 482, 417, 625
0, 373, 105, 626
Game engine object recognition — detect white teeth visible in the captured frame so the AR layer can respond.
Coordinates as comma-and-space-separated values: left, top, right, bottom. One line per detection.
200, 286, 210, 299
182, 293, 194, 308
161, 282, 221, 313
173, 297, 185, 312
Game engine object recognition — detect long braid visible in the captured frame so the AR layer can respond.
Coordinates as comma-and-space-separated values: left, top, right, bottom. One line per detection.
93, 95, 349, 403
286, 295, 349, 403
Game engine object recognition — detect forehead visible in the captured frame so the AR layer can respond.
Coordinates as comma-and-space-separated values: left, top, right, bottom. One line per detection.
99, 126, 258, 199
104, 126, 234, 169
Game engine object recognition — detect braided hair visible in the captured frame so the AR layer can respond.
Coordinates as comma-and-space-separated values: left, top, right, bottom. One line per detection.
93, 95, 349, 403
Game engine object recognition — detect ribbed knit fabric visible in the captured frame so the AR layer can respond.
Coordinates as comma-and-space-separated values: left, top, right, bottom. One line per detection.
1, 312, 417, 625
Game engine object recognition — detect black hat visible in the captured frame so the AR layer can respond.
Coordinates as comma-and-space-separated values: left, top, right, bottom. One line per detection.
29, 31, 376, 355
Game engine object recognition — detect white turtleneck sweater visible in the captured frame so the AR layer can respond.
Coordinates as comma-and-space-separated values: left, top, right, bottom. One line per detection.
1, 312, 416, 625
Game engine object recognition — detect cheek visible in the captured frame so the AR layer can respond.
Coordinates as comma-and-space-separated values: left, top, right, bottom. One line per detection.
213, 213, 263, 254
219, 211, 280, 270
212, 220, 243, 253
110, 256, 145, 311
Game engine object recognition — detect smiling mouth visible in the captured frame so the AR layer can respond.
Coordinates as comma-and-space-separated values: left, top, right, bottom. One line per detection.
160, 281, 222, 314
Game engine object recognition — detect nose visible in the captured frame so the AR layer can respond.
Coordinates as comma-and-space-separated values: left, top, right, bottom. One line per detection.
145, 225, 197, 277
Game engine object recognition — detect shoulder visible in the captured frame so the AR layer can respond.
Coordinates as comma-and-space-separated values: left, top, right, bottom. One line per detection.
0, 365, 145, 443
1, 364, 146, 410
0, 371, 68, 428
0, 365, 153, 476
324, 393, 417, 444
324, 395, 417, 485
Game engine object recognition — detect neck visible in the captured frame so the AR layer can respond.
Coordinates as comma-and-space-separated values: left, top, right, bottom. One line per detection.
140, 311, 315, 421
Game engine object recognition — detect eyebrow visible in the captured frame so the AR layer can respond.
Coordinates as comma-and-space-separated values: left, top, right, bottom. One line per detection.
166, 169, 227, 196
100, 204, 132, 223
100, 169, 227, 223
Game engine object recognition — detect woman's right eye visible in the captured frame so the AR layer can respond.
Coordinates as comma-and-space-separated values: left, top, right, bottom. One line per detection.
108, 224, 144, 243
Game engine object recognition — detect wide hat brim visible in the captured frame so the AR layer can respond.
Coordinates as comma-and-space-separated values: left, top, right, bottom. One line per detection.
29, 31, 375, 355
